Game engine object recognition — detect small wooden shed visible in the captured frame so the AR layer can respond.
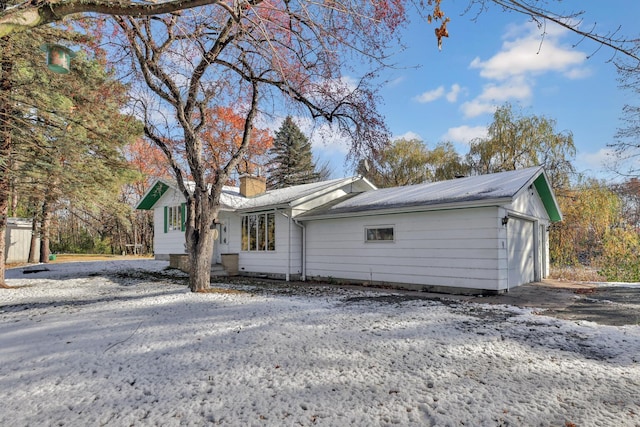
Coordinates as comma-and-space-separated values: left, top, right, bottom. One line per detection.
5, 218, 39, 264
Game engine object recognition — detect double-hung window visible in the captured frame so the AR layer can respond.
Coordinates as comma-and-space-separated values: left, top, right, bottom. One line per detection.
164, 204, 185, 233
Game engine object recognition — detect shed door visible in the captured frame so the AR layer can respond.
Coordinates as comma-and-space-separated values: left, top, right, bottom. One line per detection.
507, 217, 535, 287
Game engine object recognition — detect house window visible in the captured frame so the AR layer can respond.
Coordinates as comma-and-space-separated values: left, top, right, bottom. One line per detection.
365, 226, 394, 242
164, 204, 185, 233
242, 213, 275, 251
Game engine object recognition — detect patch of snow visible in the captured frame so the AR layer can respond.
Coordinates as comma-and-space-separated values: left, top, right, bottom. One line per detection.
594, 282, 640, 288
1, 260, 639, 426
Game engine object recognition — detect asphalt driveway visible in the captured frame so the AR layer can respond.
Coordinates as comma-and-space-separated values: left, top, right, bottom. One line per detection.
469, 281, 640, 326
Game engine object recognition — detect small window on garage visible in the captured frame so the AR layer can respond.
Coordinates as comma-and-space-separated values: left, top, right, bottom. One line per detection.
365, 226, 394, 242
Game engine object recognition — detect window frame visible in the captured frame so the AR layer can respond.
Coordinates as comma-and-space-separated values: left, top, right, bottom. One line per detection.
364, 225, 395, 243
242, 212, 276, 252
165, 204, 184, 232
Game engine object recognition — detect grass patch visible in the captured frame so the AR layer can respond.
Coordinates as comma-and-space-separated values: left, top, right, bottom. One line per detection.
52, 254, 153, 263
550, 266, 606, 282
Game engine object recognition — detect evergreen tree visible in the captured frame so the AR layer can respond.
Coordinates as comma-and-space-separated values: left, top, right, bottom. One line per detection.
0, 28, 140, 274
267, 117, 320, 189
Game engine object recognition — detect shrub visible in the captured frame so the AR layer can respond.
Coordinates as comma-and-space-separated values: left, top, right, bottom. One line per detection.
598, 228, 640, 282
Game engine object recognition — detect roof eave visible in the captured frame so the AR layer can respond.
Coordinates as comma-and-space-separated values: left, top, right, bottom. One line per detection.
236, 203, 292, 214
298, 197, 514, 221
532, 171, 563, 222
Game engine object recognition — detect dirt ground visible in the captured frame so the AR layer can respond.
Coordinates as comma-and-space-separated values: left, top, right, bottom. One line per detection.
224, 276, 640, 327
9, 256, 640, 327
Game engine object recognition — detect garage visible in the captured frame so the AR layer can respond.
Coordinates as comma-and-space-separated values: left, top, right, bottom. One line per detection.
507, 217, 535, 287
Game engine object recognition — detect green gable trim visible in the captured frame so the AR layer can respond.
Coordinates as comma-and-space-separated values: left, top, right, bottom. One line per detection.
137, 181, 170, 210
533, 174, 562, 222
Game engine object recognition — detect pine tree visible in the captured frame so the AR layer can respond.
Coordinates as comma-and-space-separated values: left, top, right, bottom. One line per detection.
267, 117, 320, 189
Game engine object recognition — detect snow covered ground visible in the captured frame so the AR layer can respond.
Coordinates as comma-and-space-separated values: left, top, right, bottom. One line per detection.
1, 260, 639, 426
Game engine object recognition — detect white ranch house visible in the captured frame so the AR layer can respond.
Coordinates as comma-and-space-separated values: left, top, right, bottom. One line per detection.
136, 166, 562, 294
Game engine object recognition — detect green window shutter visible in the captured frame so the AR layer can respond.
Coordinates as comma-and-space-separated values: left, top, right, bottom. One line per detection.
163, 206, 168, 233
181, 203, 186, 231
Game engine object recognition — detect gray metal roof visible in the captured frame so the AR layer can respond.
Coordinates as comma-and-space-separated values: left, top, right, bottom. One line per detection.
232, 177, 363, 210
138, 176, 368, 211
299, 166, 549, 218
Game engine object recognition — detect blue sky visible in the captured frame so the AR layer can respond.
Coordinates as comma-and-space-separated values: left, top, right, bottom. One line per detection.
305, 1, 640, 181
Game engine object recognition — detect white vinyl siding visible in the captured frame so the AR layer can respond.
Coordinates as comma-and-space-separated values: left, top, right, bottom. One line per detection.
304, 207, 502, 291
509, 188, 550, 220
152, 191, 187, 259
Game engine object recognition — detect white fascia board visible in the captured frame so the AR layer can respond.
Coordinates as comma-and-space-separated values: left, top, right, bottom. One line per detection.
235, 203, 291, 214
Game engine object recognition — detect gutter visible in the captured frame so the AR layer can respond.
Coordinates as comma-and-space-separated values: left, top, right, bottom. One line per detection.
277, 210, 306, 281
298, 197, 515, 221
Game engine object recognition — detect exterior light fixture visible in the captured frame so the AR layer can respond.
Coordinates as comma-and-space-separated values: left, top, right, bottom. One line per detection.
502, 216, 509, 226
40, 44, 76, 74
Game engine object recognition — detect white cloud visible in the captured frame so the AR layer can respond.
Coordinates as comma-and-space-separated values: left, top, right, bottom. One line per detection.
415, 86, 445, 103
446, 84, 462, 103
415, 84, 463, 104
461, 21, 588, 119
393, 131, 423, 141
295, 116, 352, 154
477, 78, 532, 102
387, 76, 405, 87
577, 148, 615, 171
564, 67, 592, 79
469, 22, 587, 81
442, 125, 488, 144
460, 99, 497, 118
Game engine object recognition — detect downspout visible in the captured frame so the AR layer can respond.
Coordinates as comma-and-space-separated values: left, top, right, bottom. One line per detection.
278, 209, 304, 281
293, 218, 306, 281
287, 213, 291, 282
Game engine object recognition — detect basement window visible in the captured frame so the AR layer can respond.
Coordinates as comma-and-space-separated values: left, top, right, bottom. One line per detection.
365, 226, 394, 242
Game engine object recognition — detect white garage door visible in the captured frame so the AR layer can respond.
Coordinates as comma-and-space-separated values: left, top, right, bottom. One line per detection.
507, 217, 535, 287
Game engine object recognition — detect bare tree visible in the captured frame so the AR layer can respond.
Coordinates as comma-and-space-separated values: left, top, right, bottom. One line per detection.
1, 0, 639, 60
610, 50, 640, 176
112, 1, 390, 291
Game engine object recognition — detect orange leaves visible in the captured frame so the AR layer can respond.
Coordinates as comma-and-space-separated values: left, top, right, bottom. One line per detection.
434, 17, 450, 51
200, 106, 273, 180
426, 0, 449, 50
125, 138, 171, 178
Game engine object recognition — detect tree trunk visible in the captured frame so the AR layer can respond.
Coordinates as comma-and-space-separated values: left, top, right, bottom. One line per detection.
186, 190, 217, 292
28, 215, 38, 263
0, 35, 12, 287
39, 198, 51, 263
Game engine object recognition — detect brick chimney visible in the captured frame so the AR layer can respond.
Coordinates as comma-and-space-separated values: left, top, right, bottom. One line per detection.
239, 174, 266, 197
